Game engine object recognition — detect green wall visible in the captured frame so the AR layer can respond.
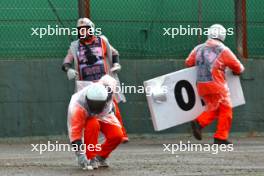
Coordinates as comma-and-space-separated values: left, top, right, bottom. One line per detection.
0, 59, 263, 137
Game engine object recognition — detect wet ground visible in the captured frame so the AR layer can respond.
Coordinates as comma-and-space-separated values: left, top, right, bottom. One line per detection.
0, 135, 264, 176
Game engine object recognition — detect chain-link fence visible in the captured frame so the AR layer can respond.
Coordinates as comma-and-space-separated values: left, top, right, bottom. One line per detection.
247, 0, 264, 58
0, 0, 263, 59
0, 0, 78, 58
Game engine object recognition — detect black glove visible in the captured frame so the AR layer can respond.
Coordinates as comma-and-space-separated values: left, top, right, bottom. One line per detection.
232, 71, 241, 76
71, 139, 83, 151
61, 63, 71, 72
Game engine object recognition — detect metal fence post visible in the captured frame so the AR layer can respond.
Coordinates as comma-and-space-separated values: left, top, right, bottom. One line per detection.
78, 0, 90, 18
235, 0, 248, 59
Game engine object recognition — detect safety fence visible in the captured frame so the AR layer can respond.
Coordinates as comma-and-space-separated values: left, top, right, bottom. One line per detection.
0, 0, 263, 59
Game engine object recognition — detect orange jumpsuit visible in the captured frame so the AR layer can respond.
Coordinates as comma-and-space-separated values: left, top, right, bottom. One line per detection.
185, 39, 245, 140
68, 86, 123, 159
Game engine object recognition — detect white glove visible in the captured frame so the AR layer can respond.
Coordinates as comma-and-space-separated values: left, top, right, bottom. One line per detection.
99, 75, 117, 93
67, 69, 78, 80
151, 86, 167, 103
110, 63, 121, 73
76, 151, 93, 170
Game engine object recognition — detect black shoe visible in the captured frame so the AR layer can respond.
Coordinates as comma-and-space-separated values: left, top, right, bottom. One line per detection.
191, 120, 202, 140
90, 158, 99, 169
122, 136, 129, 144
214, 138, 232, 145
96, 156, 109, 168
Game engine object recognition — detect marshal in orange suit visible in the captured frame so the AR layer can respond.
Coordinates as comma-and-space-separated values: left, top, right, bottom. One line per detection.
185, 24, 245, 144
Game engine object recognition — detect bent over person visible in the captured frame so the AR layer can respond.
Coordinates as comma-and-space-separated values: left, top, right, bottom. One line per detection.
185, 24, 245, 144
68, 75, 123, 170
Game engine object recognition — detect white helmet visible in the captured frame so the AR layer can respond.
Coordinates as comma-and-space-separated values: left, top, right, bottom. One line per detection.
77, 18, 95, 30
207, 24, 227, 42
85, 83, 109, 114
77, 18, 95, 39
86, 83, 108, 101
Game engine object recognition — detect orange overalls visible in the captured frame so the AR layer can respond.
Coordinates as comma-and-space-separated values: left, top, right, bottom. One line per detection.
185, 39, 245, 140
63, 36, 128, 140
68, 86, 123, 159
